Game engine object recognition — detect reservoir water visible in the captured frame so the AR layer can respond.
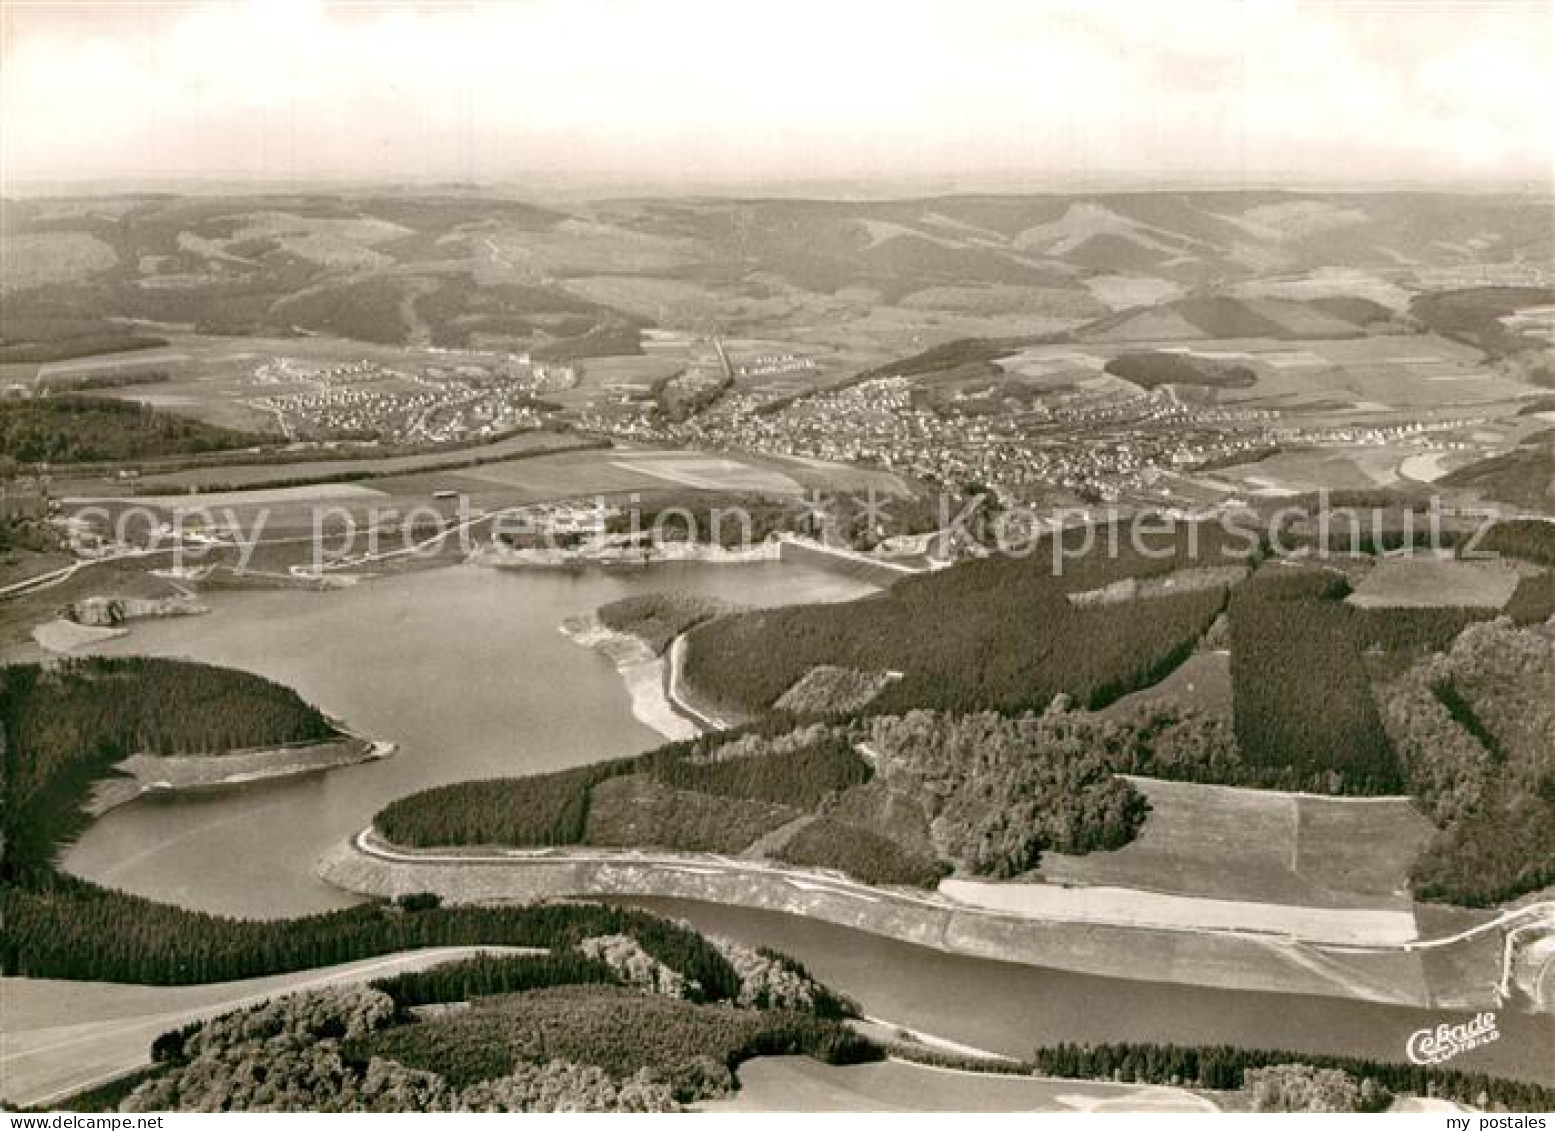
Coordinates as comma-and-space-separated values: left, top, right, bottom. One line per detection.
620, 898, 1553, 1085
37, 560, 1555, 1085
63, 561, 875, 917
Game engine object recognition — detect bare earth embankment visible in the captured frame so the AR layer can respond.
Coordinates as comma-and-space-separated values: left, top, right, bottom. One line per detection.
84, 736, 393, 816
558, 612, 698, 741
317, 831, 1478, 1009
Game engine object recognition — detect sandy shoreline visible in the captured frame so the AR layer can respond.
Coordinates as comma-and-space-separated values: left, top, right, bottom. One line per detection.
316, 832, 1480, 1009
477, 541, 782, 570
29, 595, 209, 654
558, 613, 699, 741
30, 618, 128, 653
84, 736, 395, 817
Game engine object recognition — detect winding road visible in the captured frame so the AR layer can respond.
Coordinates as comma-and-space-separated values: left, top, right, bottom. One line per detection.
347, 828, 1555, 954
0, 946, 540, 1108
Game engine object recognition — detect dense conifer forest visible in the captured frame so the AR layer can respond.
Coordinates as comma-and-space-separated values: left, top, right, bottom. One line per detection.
0, 659, 785, 997
683, 526, 1241, 717
1227, 569, 1404, 793
0, 395, 269, 464
1, 657, 338, 878
3, 656, 877, 1112
594, 592, 739, 654
7, 509, 1553, 1113
371, 711, 1165, 884
1010, 1042, 1553, 1112
374, 523, 1555, 901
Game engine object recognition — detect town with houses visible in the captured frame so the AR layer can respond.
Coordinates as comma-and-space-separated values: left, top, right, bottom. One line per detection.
248, 354, 576, 444
583, 366, 1487, 509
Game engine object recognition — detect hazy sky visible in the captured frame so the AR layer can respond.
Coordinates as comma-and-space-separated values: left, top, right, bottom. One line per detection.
2, 0, 1551, 188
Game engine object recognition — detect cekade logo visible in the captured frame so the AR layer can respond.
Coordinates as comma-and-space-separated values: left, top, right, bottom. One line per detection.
1406, 1012, 1500, 1066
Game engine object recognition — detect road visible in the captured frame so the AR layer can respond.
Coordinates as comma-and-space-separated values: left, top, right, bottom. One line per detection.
348, 828, 1555, 954
0, 546, 173, 600
0, 558, 91, 598
664, 632, 737, 730
2, 949, 1216, 1114
303, 506, 501, 573
654, 648, 1546, 949
2, 503, 498, 602
0, 946, 539, 1108
7, 836, 1548, 1109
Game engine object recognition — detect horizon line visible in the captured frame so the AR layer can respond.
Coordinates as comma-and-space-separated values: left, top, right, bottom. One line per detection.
4, 171, 1551, 202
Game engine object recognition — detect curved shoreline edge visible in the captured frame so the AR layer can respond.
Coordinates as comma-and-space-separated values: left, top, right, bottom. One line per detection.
85, 735, 395, 818
557, 613, 700, 741
551, 609, 1555, 1015
316, 827, 1551, 1013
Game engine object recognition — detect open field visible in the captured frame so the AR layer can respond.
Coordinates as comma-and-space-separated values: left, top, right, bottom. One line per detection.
1038, 778, 1432, 911
52, 444, 891, 556
52, 429, 586, 496
0, 549, 75, 590
993, 330, 1542, 414
1346, 556, 1530, 609
1081, 274, 1186, 311
31, 346, 192, 378
702, 1056, 1216, 1113
38, 445, 902, 589
938, 878, 1418, 945
1205, 446, 1416, 496
0, 947, 538, 1108
1231, 268, 1414, 312
383, 445, 914, 511
1412, 904, 1507, 1010
1223, 334, 1534, 409
386, 444, 811, 502
0, 232, 120, 291
1097, 649, 1233, 717
7, 331, 566, 435
1398, 450, 1459, 482
995, 344, 1111, 385
747, 453, 916, 496
1293, 802, 1438, 905
411, 449, 684, 495
329, 844, 1446, 1005
88, 482, 392, 509
1300, 335, 1536, 408
608, 453, 801, 493
558, 275, 730, 322
1045, 330, 1540, 411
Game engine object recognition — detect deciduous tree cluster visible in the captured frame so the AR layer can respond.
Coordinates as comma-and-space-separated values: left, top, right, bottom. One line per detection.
1380, 619, 1555, 905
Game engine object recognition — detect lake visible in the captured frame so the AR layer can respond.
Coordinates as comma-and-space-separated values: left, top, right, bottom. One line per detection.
621, 898, 1553, 1084
37, 559, 1555, 1085
62, 560, 874, 917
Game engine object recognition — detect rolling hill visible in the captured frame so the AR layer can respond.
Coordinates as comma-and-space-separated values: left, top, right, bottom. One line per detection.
1, 190, 1549, 365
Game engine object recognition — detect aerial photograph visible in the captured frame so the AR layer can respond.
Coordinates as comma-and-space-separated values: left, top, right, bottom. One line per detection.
0, 0, 1551, 1118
